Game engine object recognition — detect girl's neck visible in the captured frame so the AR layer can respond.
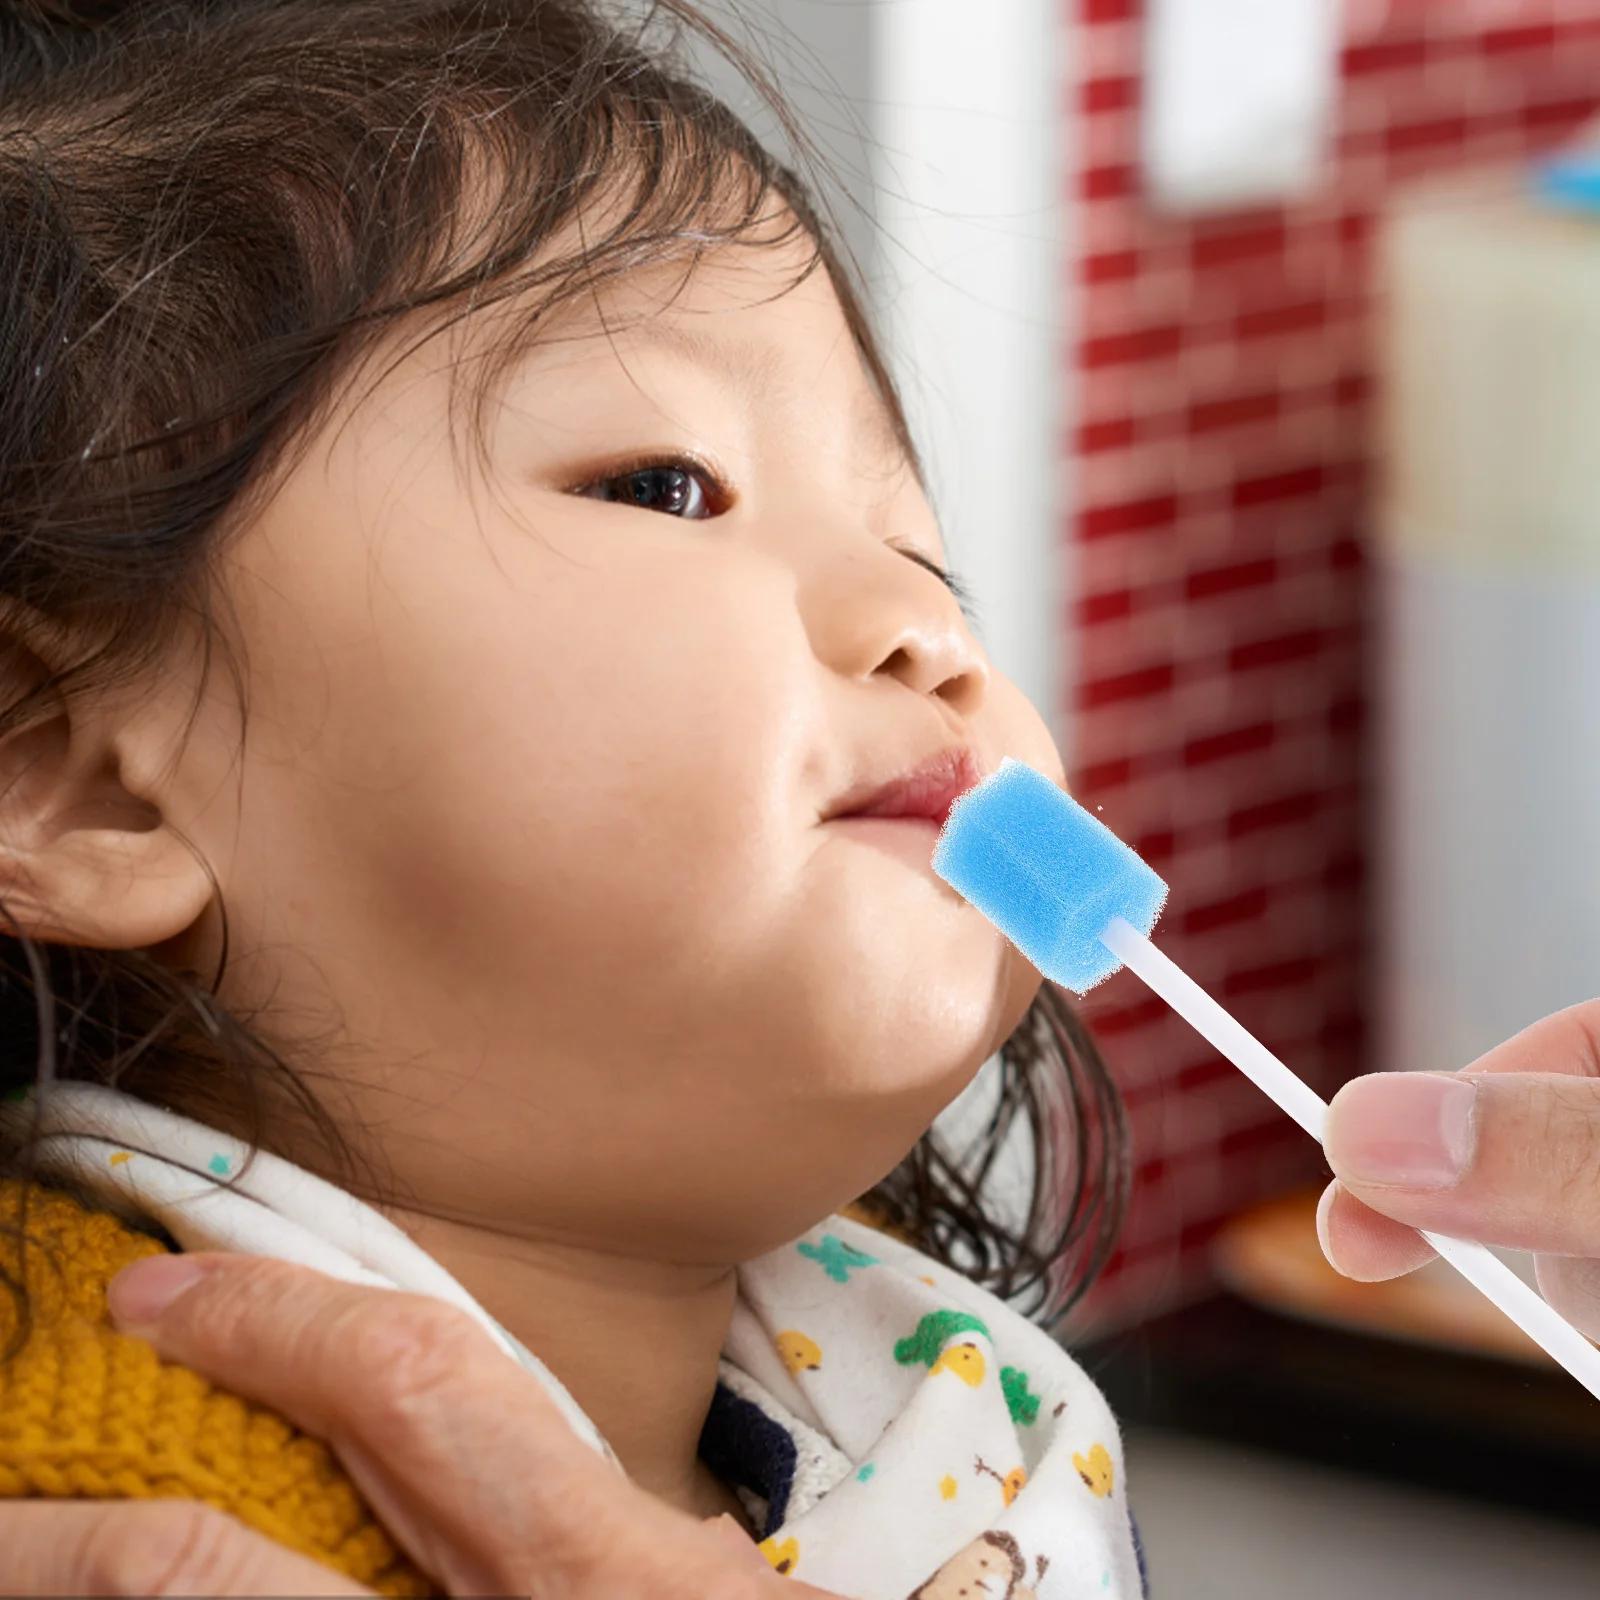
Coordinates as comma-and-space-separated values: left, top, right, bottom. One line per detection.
381, 1202, 745, 1521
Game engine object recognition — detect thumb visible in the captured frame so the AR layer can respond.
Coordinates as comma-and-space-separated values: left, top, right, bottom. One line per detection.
1323, 1068, 1600, 1256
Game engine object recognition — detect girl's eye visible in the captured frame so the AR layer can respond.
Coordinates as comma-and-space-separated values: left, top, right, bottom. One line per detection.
575, 462, 721, 520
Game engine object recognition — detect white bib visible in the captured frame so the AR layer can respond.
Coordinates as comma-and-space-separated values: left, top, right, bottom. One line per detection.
5, 1082, 1145, 1600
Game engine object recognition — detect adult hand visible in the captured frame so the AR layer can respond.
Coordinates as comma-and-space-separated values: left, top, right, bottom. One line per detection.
0, 1252, 840, 1599
1319, 1000, 1600, 1339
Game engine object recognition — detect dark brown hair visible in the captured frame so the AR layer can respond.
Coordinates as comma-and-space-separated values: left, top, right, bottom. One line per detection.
0, 0, 1127, 1355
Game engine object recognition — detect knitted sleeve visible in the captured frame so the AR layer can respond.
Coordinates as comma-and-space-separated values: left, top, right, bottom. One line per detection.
0, 1181, 437, 1597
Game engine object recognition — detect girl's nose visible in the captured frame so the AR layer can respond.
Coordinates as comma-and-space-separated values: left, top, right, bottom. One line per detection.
803, 538, 990, 717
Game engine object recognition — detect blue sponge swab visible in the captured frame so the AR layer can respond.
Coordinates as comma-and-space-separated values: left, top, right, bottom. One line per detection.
931, 758, 1167, 994
934, 758, 1600, 1403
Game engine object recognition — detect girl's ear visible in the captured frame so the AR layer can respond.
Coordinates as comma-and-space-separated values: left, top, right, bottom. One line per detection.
0, 632, 215, 951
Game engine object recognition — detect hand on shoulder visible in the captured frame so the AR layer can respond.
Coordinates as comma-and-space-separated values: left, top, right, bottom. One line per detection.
1, 1234, 841, 1600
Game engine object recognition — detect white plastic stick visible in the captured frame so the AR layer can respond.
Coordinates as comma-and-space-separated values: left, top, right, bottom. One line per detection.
1100, 916, 1600, 1403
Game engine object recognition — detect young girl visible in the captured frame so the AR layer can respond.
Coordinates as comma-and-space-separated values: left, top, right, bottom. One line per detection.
0, 1, 1142, 1595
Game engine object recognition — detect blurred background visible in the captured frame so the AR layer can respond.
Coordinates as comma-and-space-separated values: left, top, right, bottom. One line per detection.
696, 0, 1600, 1593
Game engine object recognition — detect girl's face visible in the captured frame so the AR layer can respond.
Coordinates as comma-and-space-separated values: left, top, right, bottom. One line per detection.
175, 233, 1064, 1262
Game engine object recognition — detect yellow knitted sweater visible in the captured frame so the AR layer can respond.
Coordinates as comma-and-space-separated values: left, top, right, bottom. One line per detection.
0, 1180, 434, 1596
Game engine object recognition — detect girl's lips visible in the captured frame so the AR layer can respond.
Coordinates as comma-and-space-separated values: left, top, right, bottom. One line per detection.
827, 810, 948, 870
824, 746, 985, 830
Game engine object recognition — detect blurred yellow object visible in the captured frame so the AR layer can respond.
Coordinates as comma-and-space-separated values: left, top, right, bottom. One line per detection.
1212, 1186, 1553, 1368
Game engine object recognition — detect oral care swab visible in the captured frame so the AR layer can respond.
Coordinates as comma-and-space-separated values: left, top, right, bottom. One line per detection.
933, 758, 1600, 1401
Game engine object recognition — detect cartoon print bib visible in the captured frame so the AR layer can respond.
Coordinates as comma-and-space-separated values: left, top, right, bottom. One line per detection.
731, 1217, 1144, 1600
6, 1084, 1144, 1600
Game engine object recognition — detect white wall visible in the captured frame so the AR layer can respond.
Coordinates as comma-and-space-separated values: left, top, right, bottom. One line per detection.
682, 0, 879, 285
686, 0, 1073, 750
868, 0, 1069, 750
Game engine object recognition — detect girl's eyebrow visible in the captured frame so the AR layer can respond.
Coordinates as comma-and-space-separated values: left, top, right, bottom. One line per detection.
626, 320, 785, 404
631, 321, 908, 471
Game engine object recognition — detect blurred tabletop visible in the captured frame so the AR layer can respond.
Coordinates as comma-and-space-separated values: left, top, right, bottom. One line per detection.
1123, 1427, 1600, 1600
1078, 1281, 1600, 1596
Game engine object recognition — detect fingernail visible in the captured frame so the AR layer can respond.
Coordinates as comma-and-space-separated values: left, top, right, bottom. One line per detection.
108, 1254, 215, 1328
1325, 1072, 1478, 1188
